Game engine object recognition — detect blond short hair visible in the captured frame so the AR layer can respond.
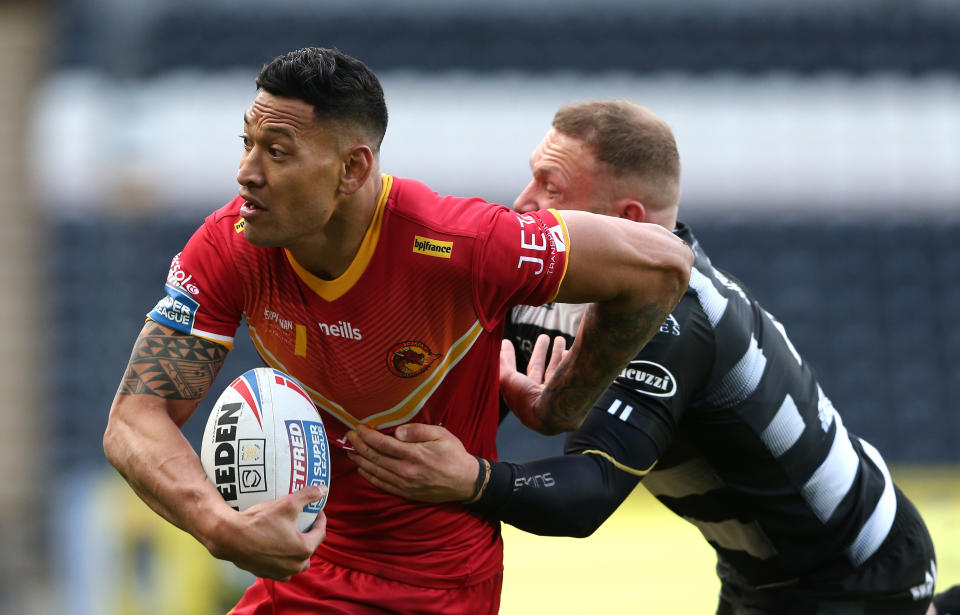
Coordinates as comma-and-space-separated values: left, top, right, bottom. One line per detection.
552, 100, 681, 210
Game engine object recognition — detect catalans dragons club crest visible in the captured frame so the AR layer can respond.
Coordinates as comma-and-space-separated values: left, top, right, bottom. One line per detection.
387, 340, 442, 378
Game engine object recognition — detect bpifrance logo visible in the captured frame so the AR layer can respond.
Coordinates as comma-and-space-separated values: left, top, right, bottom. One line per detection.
412, 235, 453, 259
387, 340, 442, 378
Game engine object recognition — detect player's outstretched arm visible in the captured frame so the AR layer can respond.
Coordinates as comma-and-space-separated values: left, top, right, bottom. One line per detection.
516, 211, 692, 434
346, 421, 638, 537
103, 321, 326, 580
347, 334, 645, 535
346, 423, 480, 503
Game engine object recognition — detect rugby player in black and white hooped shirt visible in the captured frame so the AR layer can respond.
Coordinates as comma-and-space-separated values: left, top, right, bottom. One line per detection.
347, 100, 939, 614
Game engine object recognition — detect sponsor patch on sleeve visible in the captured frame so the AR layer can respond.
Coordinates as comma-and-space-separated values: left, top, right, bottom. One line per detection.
515, 211, 568, 277
148, 284, 200, 334
618, 360, 678, 398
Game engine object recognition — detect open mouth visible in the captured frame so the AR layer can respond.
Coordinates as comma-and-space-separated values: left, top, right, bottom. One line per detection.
239, 195, 266, 218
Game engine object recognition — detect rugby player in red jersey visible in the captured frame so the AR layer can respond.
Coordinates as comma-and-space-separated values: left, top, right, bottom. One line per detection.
102, 48, 692, 614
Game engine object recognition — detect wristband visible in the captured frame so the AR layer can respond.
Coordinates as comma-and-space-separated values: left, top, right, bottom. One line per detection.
465, 456, 490, 504
465, 459, 515, 515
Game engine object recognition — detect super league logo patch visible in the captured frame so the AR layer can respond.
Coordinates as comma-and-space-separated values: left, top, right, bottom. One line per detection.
149, 284, 200, 334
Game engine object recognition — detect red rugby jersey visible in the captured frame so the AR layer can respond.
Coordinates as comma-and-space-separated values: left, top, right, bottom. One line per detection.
148, 175, 570, 588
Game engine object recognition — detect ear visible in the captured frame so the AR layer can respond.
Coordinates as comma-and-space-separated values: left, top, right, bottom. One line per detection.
339, 145, 374, 195
617, 199, 646, 223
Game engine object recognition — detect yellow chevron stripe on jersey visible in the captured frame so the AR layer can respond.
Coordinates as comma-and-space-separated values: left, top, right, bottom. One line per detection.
248, 318, 486, 431
364, 320, 485, 429
581, 449, 658, 477
284, 174, 394, 302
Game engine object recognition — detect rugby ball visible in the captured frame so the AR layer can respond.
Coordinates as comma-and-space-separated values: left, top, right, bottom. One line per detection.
200, 367, 330, 531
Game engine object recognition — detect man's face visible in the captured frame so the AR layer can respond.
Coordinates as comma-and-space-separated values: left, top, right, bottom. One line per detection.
237, 91, 343, 248
513, 128, 610, 215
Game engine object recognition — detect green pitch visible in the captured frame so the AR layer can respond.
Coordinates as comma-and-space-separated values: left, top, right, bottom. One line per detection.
500, 465, 960, 614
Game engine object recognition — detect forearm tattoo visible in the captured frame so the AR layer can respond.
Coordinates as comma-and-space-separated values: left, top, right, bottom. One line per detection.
540, 301, 665, 433
117, 322, 228, 400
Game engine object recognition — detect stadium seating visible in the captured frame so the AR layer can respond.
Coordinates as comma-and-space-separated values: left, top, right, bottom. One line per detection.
52, 2, 960, 77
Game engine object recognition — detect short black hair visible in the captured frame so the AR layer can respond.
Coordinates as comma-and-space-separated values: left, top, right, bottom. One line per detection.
256, 47, 388, 150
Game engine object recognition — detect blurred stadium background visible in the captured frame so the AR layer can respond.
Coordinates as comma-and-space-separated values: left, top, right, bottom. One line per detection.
1, 0, 958, 612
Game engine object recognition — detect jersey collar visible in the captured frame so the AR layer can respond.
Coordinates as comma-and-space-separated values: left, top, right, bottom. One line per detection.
284, 174, 394, 302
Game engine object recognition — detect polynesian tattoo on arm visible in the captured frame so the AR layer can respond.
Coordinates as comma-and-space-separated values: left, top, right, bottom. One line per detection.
117, 322, 228, 400
537, 301, 666, 433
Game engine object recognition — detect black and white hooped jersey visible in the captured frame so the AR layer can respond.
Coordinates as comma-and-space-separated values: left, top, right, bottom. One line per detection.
505, 223, 898, 587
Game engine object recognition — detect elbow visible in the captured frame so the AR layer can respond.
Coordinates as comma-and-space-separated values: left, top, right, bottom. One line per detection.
647, 225, 693, 309
102, 417, 121, 469
663, 229, 694, 298
666, 253, 692, 310
534, 425, 567, 437
567, 518, 604, 539
538, 415, 586, 437
563, 504, 617, 538
568, 504, 612, 537
527, 514, 605, 538
102, 400, 132, 471
675, 239, 695, 288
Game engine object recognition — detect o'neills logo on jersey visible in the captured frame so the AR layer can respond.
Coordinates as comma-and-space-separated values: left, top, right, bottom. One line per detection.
318, 320, 362, 340
387, 340, 442, 378
412, 235, 453, 259
619, 360, 678, 398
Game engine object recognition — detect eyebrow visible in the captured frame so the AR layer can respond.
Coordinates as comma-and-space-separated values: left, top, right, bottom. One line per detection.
533, 167, 560, 181
242, 112, 295, 140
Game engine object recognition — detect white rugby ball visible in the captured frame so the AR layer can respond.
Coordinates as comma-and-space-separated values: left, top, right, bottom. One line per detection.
200, 367, 330, 531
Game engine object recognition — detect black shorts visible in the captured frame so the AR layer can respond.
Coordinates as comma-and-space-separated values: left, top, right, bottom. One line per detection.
717, 487, 936, 615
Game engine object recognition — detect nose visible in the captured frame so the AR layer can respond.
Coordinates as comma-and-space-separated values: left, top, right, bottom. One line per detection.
512, 180, 541, 213
237, 151, 265, 188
